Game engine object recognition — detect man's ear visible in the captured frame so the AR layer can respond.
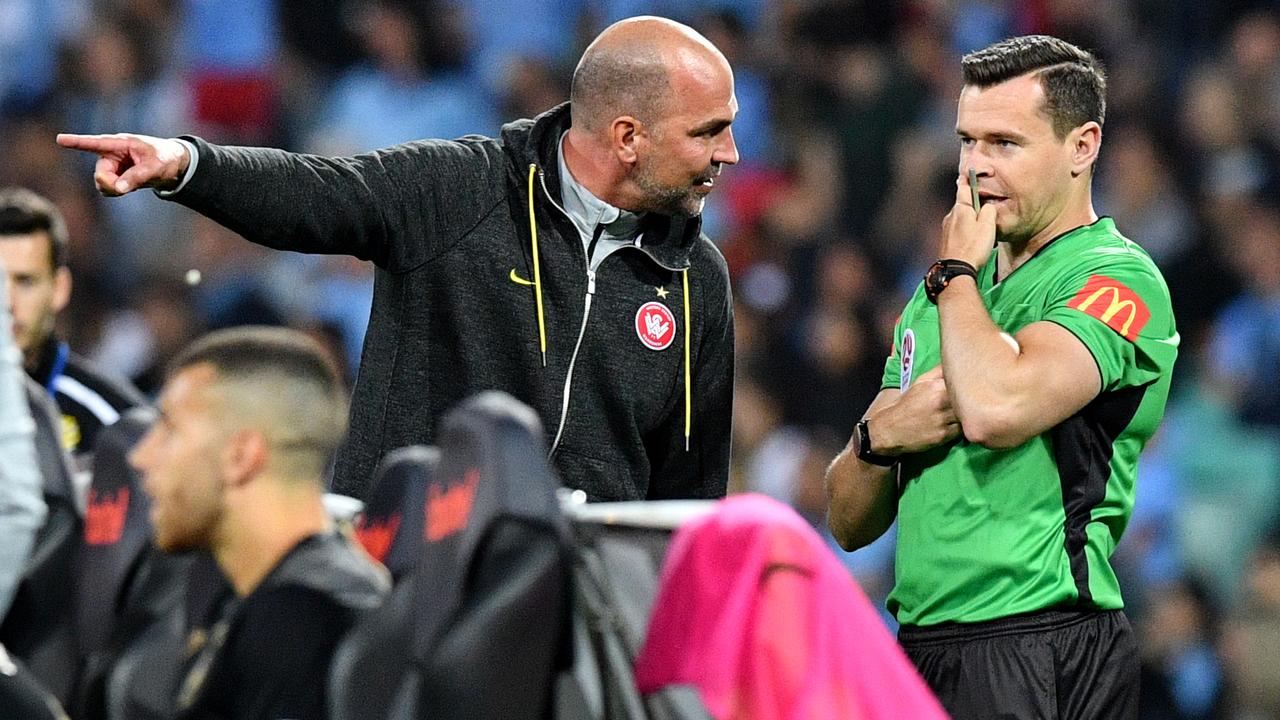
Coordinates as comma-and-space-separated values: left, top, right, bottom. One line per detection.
51, 266, 71, 314
222, 429, 268, 488
1070, 121, 1102, 177
611, 116, 644, 167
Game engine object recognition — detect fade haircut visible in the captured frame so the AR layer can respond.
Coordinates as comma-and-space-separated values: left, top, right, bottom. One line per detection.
570, 45, 672, 133
171, 326, 348, 480
962, 35, 1107, 140
0, 187, 70, 269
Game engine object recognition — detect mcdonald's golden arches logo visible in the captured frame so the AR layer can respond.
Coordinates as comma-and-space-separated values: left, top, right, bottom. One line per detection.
1067, 274, 1150, 342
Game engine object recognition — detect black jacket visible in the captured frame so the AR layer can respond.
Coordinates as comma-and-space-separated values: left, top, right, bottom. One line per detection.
169, 103, 734, 501
29, 338, 146, 457
177, 533, 389, 720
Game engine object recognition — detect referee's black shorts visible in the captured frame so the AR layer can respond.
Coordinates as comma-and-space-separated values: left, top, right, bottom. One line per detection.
898, 609, 1138, 720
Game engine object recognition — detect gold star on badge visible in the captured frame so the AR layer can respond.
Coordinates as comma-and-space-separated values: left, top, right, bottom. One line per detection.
655, 286, 669, 298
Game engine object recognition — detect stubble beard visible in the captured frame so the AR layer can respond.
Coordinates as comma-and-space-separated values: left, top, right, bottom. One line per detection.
14, 327, 38, 371
17, 312, 57, 370
633, 165, 705, 218
994, 205, 1033, 246
996, 212, 1051, 248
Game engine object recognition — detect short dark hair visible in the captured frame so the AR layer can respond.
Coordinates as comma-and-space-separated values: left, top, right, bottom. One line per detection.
962, 35, 1107, 139
0, 187, 69, 269
171, 326, 348, 476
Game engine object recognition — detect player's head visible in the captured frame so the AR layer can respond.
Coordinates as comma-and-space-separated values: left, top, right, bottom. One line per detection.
963, 36, 1106, 141
956, 36, 1106, 244
571, 16, 739, 218
0, 187, 72, 368
129, 327, 347, 553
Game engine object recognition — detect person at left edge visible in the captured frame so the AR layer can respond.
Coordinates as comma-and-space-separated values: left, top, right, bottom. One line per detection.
58, 16, 737, 501
0, 259, 48, 621
0, 188, 146, 460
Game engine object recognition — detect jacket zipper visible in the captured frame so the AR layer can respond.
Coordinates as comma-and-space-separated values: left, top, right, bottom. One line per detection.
536, 167, 595, 458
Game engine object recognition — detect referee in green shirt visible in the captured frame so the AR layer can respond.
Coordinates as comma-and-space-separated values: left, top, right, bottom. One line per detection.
826, 35, 1178, 720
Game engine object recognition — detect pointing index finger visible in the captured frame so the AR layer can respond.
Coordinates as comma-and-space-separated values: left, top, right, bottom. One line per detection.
55, 133, 129, 154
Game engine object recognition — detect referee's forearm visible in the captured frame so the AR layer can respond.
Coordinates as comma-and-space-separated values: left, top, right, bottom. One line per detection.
825, 443, 897, 551
937, 276, 1023, 446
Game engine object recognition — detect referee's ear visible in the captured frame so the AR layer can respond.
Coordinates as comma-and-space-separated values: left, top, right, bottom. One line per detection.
1069, 121, 1101, 178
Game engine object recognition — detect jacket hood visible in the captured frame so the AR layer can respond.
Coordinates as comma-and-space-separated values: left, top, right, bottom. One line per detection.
265, 532, 390, 611
499, 102, 704, 271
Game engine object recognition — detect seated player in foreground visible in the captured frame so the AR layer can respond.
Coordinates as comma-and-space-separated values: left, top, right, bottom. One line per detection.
129, 327, 388, 720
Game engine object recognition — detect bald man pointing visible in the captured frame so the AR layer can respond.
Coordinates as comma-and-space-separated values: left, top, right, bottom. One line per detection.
59, 16, 739, 502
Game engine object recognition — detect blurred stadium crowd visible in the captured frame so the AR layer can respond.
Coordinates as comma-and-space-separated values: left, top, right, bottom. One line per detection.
3, 0, 1280, 717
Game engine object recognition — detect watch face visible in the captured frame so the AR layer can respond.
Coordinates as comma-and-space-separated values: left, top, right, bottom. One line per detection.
925, 262, 946, 302
925, 260, 975, 303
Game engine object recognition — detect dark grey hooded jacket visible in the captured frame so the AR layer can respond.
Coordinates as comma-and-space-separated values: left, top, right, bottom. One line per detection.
167, 103, 733, 501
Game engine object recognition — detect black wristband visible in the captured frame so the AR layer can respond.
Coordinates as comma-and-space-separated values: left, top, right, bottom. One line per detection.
924, 259, 978, 304
856, 418, 896, 467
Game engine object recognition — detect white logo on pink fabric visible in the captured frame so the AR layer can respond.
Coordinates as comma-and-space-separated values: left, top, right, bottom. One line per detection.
635, 302, 676, 351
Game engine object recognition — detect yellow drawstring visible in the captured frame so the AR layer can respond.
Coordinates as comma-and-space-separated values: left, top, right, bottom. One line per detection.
527, 165, 547, 367
682, 270, 691, 452
527, 162, 691, 452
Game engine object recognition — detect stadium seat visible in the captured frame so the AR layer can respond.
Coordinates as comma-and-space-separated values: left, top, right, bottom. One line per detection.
323, 447, 439, 720
0, 381, 84, 705
353, 445, 439, 581
325, 576, 417, 720
74, 409, 156, 660
0, 644, 70, 720
555, 500, 716, 720
329, 391, 572, 720
325, 446, 437, 720
70, 408, 200, 720
99, 551, 230, 720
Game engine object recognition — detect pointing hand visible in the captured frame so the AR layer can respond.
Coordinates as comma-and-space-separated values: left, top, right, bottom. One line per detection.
56, 133, 191, 196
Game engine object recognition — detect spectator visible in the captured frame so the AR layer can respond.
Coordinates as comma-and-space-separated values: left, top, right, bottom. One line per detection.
1205, 201, 1280, 429
1224, 533, 1280, 719
307, 0, 497, 155
0, 0, 84, 113
0, 187, 145, 460
1138, 576, 1229, 720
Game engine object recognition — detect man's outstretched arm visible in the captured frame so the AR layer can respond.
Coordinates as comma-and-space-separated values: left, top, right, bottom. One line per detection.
57, 132, 502, 272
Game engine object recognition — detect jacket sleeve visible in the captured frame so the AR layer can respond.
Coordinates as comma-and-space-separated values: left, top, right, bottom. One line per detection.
166, 135, 506, 273
0, 272, 48, 619
645, 245, 734, 499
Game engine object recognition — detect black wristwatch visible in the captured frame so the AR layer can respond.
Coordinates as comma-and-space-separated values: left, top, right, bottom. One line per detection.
924, 259, 978, 304
856, 418, 896, 467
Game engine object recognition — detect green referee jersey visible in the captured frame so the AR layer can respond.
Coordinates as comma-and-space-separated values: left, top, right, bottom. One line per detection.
882, 217, 1178, 626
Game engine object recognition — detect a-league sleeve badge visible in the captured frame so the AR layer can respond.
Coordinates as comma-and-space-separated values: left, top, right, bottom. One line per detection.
900, 329, 916, 390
